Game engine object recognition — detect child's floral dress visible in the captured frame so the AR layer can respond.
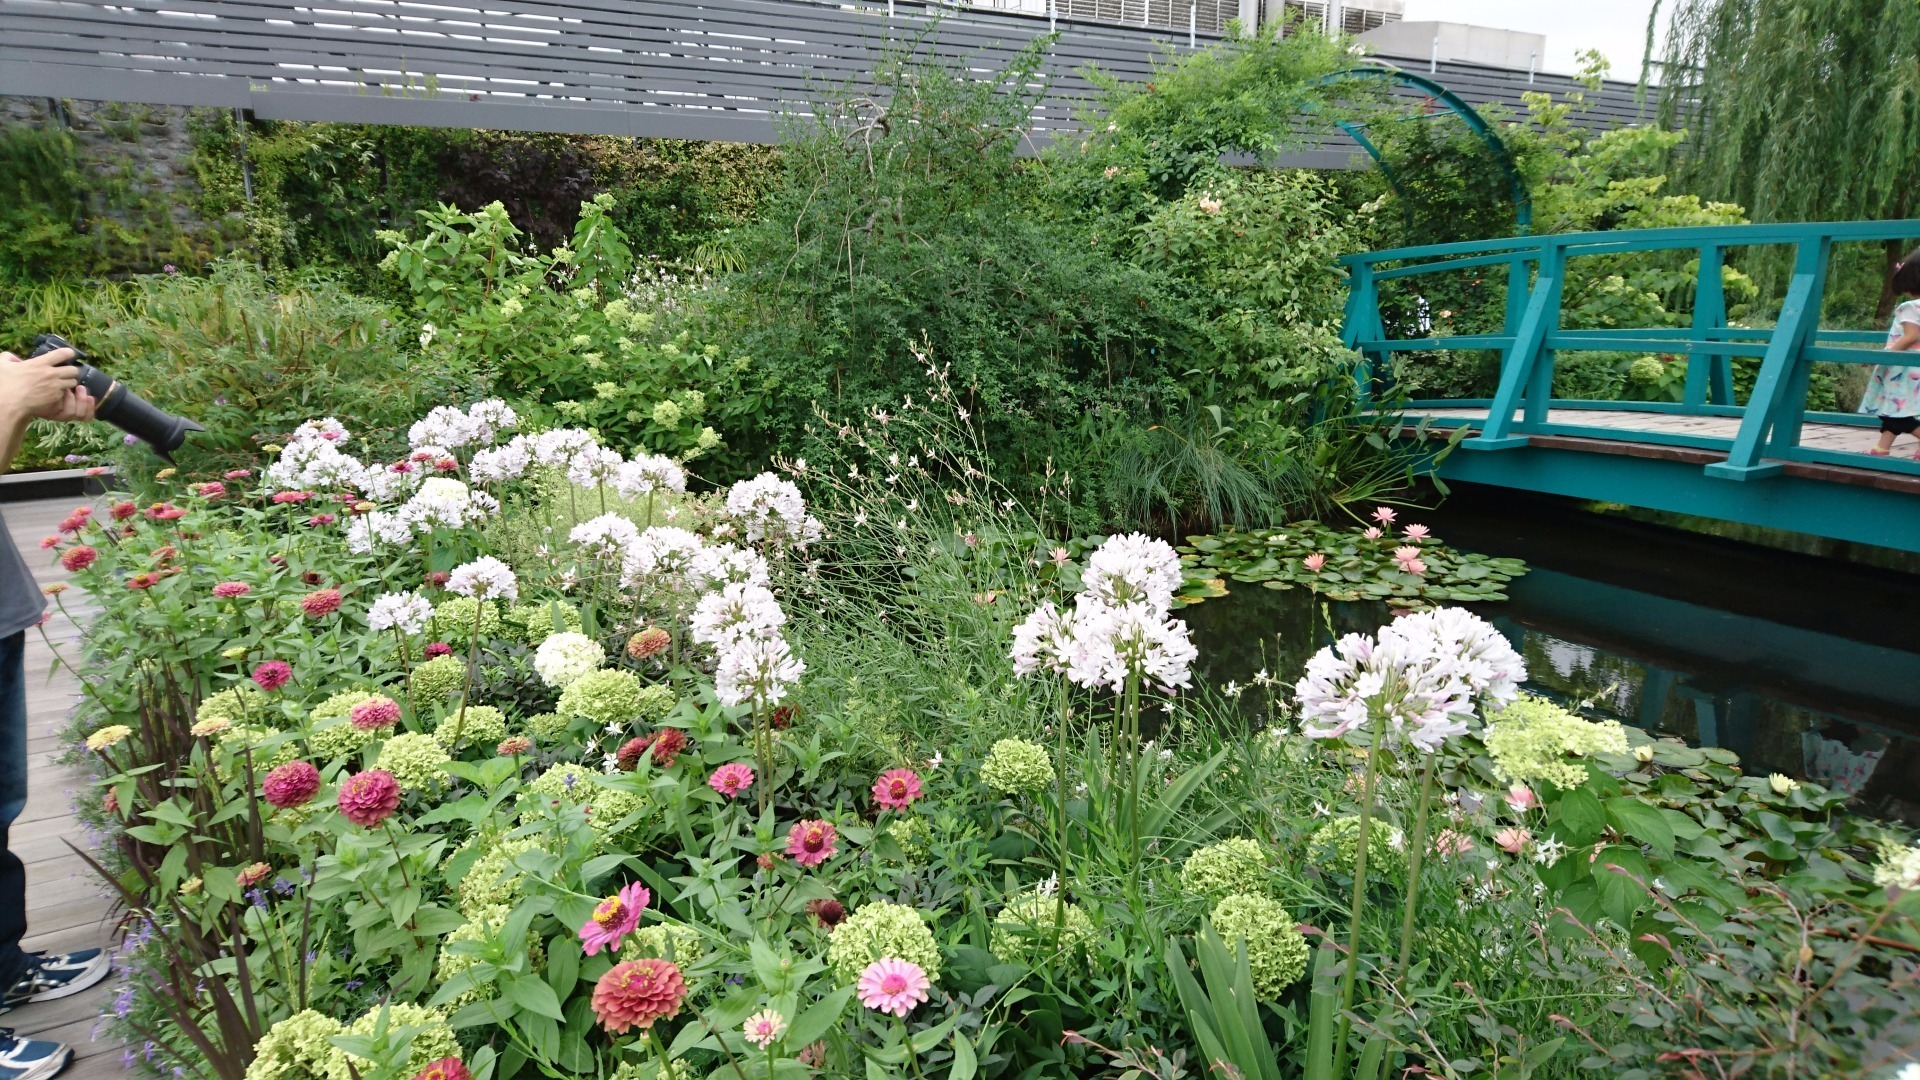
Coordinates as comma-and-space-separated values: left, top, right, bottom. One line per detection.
1859, 299, 1920, 418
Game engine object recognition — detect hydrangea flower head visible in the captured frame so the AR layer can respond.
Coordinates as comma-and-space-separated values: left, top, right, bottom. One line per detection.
1483, 695, 1628, 790
375, 733, 451, 792
1210, 894, 1309, 997
826, 901, 941, 983
533, 632, 606, 689
1179, 837, 1270, 899
980, 739, 1052, 795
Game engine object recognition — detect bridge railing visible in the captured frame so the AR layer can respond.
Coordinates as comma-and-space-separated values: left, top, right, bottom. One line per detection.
1339, 220, 1920, 481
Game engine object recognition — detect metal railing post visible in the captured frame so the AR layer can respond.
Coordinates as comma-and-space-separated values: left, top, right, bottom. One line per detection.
1705, 234, 1832, 480
1342, 260, 1382, 410
1685, 244, 1732, 407
1471, 239, 1563, 450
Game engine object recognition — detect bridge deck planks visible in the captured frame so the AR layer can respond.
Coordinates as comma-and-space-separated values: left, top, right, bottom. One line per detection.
2, 497, 124, 1080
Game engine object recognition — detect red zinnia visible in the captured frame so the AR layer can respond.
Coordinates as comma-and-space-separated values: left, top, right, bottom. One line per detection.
57, 513, 89, 534
109, 501, 138, 521
807, 898, 846, 929
58, 546, 97, 572
785, 819, 839, 868
424, 571, 451, 590
263, 761, 321, 809
212, 582, 251, 599
411, 1058, 472, 1080
251, 660, 293, 692
423, 641, 453, 659
615, 737, 650, 772
590, 958, 687, 1034
336, 769, 401, 828
647, 728, 687, 768
300, 588, 342, 618
769, 704, 796, 730
871, 768, 923, 811
125, 572, 159, 590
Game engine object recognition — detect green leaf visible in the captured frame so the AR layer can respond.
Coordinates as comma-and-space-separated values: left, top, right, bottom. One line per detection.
1555, 788, 1605, 844
1592, 846, 1651, 927
501, 974, 564, 1021
786, 984, 854, 1049
1604, 797, 1675, 856
950, 1032, 979, 1080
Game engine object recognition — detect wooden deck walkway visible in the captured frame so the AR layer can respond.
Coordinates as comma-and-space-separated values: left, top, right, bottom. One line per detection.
3, 497, 123, 1079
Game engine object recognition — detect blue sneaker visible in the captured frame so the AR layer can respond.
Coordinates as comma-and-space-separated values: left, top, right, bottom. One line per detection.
0, 1030, 67, 1080
1, 951, 110, 1012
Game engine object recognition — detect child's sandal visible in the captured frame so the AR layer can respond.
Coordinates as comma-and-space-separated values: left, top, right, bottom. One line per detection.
1867, 447, 1892, 457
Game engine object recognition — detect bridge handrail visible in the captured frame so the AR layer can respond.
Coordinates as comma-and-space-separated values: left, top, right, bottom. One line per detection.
1340, 219, 1920, 483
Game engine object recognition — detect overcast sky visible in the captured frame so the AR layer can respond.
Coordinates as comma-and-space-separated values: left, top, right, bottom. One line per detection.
1398, 1, 1666, 81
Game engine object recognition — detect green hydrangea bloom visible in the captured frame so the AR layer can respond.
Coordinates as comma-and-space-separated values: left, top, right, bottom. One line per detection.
433, 706, 507, 750
436, 904, 545, 1007
826, 901, 941, 984
1483, 694, 1629, 790
557, 668, 647, 728
507, 600, 582, 643
309, 688, 376, 724
376, 733, 451, 792
1309, 816, 1402, 878
1180, 838, 1271, 899
525, 712, 571, 740
611, 1059, 694, 1080
214, 724, 297, 783
619, 923, 702, 964
886, 815, 931, 861
1210, 894, 1309, 997
326, 1003, 458, 1080
245, 1009, 342, 1080
410, 656, 467, 703
588, 785, 653, 838
1628, 356, 1666, 384
980, 738, 1053, 795
989, 892, 1096, 966
431, 597, 503, 641
454, 835, 546, 917
197, 685, 266, 729
527, 762, 600, 801
633, 683, 676, 723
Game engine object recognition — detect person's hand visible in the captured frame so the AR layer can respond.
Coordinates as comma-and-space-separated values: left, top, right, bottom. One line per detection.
0, 349, 82, 418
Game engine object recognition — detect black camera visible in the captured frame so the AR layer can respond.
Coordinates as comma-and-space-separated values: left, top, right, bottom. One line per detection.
27, 334, 204, 461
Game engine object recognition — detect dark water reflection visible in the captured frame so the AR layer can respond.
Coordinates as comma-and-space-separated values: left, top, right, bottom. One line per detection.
1178, 485, 1920, 824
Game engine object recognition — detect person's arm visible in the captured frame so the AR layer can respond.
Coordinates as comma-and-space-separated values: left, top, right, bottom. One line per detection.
1894, 320, 1920, 352
0, 349, 89, 473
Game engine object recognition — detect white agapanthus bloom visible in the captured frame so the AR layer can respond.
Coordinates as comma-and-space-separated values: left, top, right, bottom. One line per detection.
265, 437, 367, 492
447, 555, 519, 602
366, 591, 433, 635
346, 510, 412, 554
620, 526, 706, 590
614, 454, 688, 498
533, 631, 606, 689
570, 513, 642, 560
1392, 607, 1526, 711
1065, 602, 1198, 693
351, 461, 417, 503
690, 543, 771, 588
409, 405, 477, 450
530, 428, 599, 468
1009, 601, 1080, 678
714, 634, 806, 708
1872, 840, 1920, 891
690, 583, 787, 648
1079, 533, 1184, 612
400, 479, 498, 532
470, 435, 532, 483
290, 417, 351, 446
566, 446, 624, 489
464, 399, 518, 445
1293, 627, 1474, 752
725, 472, 817, 545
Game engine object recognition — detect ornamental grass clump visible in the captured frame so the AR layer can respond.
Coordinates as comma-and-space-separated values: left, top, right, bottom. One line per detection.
990, 892, 1096, 964
1483, 694, 1630, 790
826, 901, 942, 984
1208, 894, 1309, 998
1179, 837, 1271, 899
980, 738, 1053, 795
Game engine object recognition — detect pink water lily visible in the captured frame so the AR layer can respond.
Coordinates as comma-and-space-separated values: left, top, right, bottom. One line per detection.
1392, 546, 1421, 565
1362, 527, 1382, 539
1403, 524, 1430, 540
1303, 553, 1327, 572
1371, 506, 1397, 525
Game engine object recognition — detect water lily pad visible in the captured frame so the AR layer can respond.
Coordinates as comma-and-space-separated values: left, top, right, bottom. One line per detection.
1178, 519, 1528, 607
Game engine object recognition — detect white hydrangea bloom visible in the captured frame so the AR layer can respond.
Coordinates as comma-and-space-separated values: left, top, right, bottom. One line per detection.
566, 446, 623, 489
409, 405, 477, 450
690, 583, 787, 648
470, 435, 532, 483
447, 555, 519, 602
614, 454, 687, 499
726, 472, 813, 544
366, 591, 434, 635
570, 513, 642, 560
1873, 841, 1920, 891
1009, 601, 1079, 678
1065, 602, 1197, 693
691, 543, 771, 588
714, 634, 806, 708
533, 631, 606, 689
620, 526, 706, 590
1080, 533, 1183, 612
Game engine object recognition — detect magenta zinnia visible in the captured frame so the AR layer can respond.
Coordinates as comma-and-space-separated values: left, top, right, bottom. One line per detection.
708, 763, 754, 798
870, 768, 923, 811
251, 661, 292, 692
591, 958, 687, 1033
785, 819, 839, 868
336, 769, 401, 828
579, 881, 650, 956
300, 588, 342, 618
262, 761, 321, 809
212, 581, 251, 599
857, 957, 931, 1017
348, 695, 401, 731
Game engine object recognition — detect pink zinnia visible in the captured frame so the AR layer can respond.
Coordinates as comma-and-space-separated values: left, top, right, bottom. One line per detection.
579, 881, 650, 956
1494, 827, 1531, 854
423, 641, 454, 659
251, 660, 293, 692
147, 504, 185, 521
857, 958, 931, 1017
301, 588, 342, 617
59, 546, 97, 572
212, 582, 251, 599
1372, 506, 1397, 525
337, 769, 401, 827
1302, 553, 1326, 572
272, 490, 312, 505
224, 469, 252, 480
498, 736, 533, 756
263, 761, 321, 809
197, 481, 227, 500
110, 501, 138, 521
58, 513, 89, 534
871, 769, 923, 811
1403, 524, 1430, 540
709, 763, 755, 798
425, 572, 451, 590
38, 536, 59, 550
349, 695, 401, 731
785, 819, 838, 868
591, 958, 687, 1033
306, 513, 337, 527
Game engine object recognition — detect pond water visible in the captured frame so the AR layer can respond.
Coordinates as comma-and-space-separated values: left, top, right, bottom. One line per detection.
1178, 484, 1920, 824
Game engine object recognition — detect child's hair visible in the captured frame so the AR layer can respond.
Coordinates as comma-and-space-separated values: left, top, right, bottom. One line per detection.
1895, 246, 1920, 295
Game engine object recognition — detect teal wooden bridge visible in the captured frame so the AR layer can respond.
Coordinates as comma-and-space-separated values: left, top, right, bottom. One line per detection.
1341, 220, 1920, 553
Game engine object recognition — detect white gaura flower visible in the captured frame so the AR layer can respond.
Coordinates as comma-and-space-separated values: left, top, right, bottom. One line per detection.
1389, 607, 1526, 711
464, 399, 518, 445
566, 446, 623, 489
691, 543, 772, 589
447, 555, 519, 602
620, 526, 706, 590
346, 510, 412, 554
366, 591, 433, 635
408, 405, 476, 450
690, 583, 787, 648
714, 634, 806, 708
1065, 602, 1197, 693
570, 513, 641, 560
614, 454, 687, 498
1080, 533, 1183, 612
1009, 601, 1080, 678
470, 435, 532, 483
533, 631, 606, 689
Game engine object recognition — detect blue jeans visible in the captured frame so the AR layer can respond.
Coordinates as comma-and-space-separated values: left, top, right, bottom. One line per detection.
0, 631, 28, 990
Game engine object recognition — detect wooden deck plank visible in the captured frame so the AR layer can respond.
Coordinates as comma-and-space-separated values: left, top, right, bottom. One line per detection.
2, 498, 122, 1063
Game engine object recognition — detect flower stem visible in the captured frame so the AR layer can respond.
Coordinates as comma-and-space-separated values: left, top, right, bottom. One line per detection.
1381, 752, 1439, 1080
1332, 736, 1383, 1077
1052, 678, 1071, 948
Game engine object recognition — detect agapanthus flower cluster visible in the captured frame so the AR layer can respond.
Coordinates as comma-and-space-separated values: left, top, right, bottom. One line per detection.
570, 514, 642, 561
367, 591, 434, 635
469, 435, 532, 483
690, 583, 786, 648
614, 454, 687, 498
713, 635, 805, 709
447, 556, 518, 602
398, 478, 499, 534
725, 472, 821, 546
1009, 534, 1196, 693
1293, 606, 1524, 753
408, 400, 516, 451
620, 526, 706, 592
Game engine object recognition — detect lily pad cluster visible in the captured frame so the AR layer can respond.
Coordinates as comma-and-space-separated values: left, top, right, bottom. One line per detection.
1179, 521, 1527, 606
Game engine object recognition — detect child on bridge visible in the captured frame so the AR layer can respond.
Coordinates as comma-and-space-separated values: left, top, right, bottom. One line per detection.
1862, 247, 1920, 458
